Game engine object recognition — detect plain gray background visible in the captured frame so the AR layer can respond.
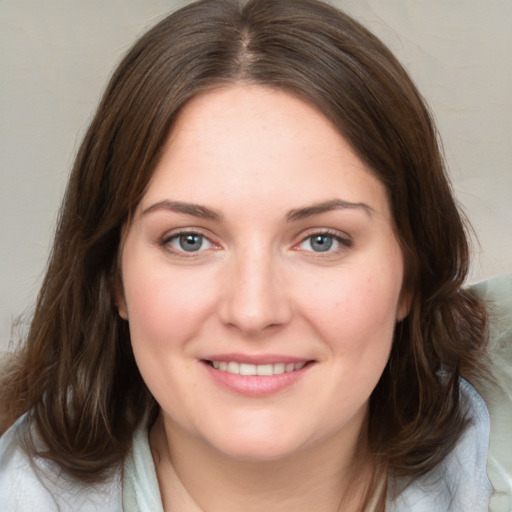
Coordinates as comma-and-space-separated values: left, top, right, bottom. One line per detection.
1, 0, 511, 350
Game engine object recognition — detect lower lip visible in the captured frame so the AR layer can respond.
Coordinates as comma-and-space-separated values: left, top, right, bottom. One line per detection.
201, 361, 311, 396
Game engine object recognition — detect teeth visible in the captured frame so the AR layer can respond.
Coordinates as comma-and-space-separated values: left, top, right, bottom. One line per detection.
273, 363, 285, 374
240, 363, 256, 376
227, 362, 239, 374
257, 364, 273, 376
210, 361, 307, 376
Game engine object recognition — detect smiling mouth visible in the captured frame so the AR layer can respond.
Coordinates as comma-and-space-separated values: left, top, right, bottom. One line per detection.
205, 361, 309, 376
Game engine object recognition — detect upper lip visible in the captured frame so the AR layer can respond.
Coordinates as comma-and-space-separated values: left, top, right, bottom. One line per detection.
202, 353, 312, 365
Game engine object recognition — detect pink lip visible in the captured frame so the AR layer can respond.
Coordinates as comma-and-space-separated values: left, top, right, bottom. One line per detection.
200, 355, 314, 397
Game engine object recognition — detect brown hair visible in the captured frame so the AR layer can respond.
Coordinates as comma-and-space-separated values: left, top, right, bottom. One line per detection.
1, 0, 487, 502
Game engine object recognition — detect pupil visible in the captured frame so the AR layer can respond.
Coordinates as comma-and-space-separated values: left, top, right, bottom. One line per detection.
180, 234, 202, 252
312, 235, 333, 252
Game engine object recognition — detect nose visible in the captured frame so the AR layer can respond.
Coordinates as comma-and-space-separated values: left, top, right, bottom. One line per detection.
217, 247, 293, 336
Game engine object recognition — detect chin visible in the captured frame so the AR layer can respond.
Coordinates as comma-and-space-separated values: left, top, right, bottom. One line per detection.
214, 442, 303, 462
203, 425, 311, 462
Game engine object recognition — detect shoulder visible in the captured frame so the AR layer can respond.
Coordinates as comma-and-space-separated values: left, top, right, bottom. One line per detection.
123, 421, 164, 512
0, 417, 60, 511
0, 415, 123, 512
390, 273, 512, 512
469, 274, 512, 512
389, 379, 492, 511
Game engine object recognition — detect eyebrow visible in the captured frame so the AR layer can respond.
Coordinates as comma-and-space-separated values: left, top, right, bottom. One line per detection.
141, 200, 223, 221
286, 199, 374, 222
141, 198, 373, 223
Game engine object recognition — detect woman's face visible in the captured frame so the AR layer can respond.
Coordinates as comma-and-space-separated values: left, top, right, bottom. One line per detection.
118, 84, 408, 461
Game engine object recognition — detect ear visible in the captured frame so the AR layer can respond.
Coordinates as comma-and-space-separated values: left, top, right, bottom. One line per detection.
116, 292, 129, 320
112, 228, 130, 320
396, 287, 412, 322
112, 271, 128, 320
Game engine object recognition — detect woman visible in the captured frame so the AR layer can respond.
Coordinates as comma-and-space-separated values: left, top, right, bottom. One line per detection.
0, 0, 494, 510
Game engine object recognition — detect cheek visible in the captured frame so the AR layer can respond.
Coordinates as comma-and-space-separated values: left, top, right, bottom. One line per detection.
124, 268, 217, 348
121, 263, 218, 412
296, 258, 403, 356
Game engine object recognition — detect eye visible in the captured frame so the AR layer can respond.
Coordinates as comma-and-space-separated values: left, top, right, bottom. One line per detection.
298, 232, 351, 253
164, 232, 213, 253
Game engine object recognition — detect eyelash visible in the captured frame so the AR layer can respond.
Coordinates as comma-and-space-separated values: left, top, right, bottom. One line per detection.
295, 229, 353, 255
159, 229, 219, 258
158, 228, 352, 257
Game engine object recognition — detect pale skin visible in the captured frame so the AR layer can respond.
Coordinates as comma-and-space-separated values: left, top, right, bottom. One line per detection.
118, 84, 409, 511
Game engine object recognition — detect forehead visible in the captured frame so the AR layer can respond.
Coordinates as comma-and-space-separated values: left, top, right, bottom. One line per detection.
141, 84, 390, 219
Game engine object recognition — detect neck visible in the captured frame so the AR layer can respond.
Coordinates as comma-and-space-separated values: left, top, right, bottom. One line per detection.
150, 412, 375, 512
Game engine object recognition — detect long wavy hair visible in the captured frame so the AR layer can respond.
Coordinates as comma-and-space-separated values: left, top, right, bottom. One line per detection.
1, 0, 487, 507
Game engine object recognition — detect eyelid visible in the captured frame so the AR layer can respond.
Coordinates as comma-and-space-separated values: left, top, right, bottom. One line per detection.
157, 227, 352, 258
159, 227, 221, 256
294, 228, 353, 253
